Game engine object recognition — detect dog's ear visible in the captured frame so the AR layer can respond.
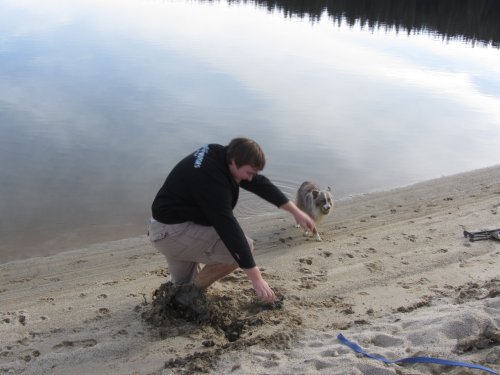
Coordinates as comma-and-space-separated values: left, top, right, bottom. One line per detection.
312, 190, 319, 199
327, 186, 332, 192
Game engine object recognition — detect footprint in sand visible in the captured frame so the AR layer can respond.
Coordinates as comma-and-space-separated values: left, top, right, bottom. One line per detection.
70, 259, 88, 265
18, 314, 27, 325
299, 257, 313, 265
83, 308, 111, 323
39, 297, 55, 303
365, 261, 383, 273
98, 307, 110, 316
112, 329, 129, 339
253, 351, 281, 368
149, 268, 169, 277
17, 349, 41, 363
298, 278, 317, 289
1, 311, 28, 326
371, 334, 404, 347
298, 271, 327, 290
52, 339, 97, 351
402, 233, 417, 242
9, 278, 32, 284
432, 248, 448, 254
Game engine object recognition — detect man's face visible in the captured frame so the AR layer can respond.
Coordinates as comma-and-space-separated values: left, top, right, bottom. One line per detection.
229, 160, 260, 183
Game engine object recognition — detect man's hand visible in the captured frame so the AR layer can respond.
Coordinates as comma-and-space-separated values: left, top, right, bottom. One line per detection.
280, 201, 316, 232
244, 266, 276, 302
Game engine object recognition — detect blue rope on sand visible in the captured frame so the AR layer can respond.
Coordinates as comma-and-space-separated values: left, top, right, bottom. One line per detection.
338, 334, 499, 375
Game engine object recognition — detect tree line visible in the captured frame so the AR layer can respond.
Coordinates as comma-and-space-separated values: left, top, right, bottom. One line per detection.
223, 0, 500, 47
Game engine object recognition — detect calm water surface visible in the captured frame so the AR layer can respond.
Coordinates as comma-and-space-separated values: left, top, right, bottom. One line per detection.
1, 0, 500, 263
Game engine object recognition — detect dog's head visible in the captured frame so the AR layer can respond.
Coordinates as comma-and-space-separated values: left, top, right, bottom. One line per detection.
312, 187, 334, 215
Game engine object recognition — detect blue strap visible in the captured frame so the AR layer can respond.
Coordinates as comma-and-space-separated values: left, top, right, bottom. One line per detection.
337, 334, 499, 375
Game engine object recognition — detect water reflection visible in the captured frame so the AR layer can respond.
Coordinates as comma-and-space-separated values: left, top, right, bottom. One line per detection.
0, 0, 499, 263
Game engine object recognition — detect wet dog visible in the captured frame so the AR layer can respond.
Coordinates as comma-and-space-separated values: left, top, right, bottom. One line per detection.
295, 181, 334, 241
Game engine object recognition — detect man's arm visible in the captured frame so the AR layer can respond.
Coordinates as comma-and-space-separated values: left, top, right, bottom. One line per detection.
280, 201, 316, 232
241, 176, 316, 231
241, 201, 315, 303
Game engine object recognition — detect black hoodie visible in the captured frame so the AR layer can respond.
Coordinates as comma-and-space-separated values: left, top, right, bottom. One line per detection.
152, 143, 289, 269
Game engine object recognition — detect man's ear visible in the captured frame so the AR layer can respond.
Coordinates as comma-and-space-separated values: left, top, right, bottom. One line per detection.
312, 190, 319, 199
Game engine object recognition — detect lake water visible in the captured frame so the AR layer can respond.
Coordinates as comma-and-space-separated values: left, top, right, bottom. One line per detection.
1, 0, 500, 263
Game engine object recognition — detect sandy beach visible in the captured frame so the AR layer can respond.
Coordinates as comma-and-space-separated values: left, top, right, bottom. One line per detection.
1, 166, 499, 375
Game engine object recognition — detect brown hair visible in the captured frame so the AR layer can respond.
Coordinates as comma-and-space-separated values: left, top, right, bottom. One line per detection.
227, 137, 266, 170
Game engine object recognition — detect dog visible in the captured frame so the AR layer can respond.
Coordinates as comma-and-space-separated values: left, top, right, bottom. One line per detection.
295, 181, 334, 241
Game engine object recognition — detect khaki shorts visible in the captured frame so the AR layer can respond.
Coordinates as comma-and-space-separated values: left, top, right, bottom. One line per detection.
148, 219, 253, 284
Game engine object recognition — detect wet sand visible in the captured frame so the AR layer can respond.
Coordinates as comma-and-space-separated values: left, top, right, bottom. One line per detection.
1, 165, 499, 374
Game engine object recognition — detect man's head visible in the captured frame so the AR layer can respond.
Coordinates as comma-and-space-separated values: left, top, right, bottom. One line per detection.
227, 138, 265, 183
227, 138, 266, 169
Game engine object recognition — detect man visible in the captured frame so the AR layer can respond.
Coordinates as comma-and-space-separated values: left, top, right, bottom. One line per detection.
149, 138, 315, 304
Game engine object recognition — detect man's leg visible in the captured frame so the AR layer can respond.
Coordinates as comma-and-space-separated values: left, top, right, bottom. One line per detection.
193, 262, 239, 290
165, 258, 202, 285
193, 234, 254, 289
150, 221, 254, 289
